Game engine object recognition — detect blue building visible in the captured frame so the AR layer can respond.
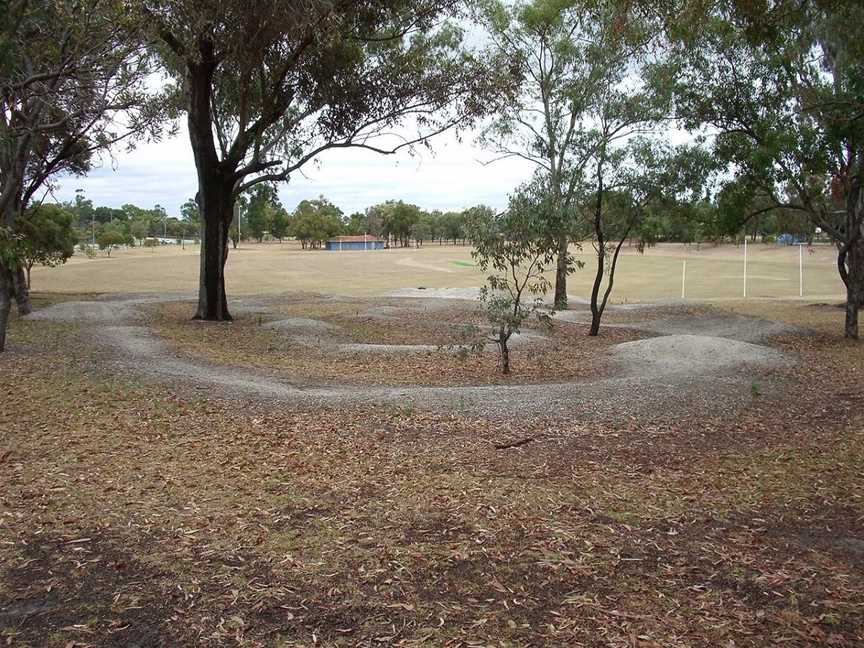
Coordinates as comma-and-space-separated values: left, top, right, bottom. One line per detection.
325, 235, 385, 251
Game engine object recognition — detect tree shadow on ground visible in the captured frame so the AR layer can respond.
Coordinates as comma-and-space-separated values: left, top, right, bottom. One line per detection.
0, 530, 175, 647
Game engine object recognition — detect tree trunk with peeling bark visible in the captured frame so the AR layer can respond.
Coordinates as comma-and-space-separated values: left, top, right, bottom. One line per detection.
0, 268, 10, 352
12, 267, 31, 316
553, 234, 568, 309
841, 236, 863, 340
838, 174, 864, 339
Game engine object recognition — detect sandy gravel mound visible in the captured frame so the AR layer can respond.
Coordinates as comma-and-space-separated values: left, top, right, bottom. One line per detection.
359, 302, 456, 319
625, 314, 799, 343
553, 310, 800, 343
612, 334, 789, 377
337, 331, 545, 355
26, 301, 137, 323
263, 317, 338, 333
337, 343, 441, 354
387, 287, 484, 300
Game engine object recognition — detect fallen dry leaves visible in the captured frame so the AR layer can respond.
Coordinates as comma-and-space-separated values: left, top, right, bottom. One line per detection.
0, 295, 862, 647
148, 297, 643, 387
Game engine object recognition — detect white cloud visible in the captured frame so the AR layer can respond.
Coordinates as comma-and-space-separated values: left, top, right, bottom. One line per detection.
53, 123, 534, 216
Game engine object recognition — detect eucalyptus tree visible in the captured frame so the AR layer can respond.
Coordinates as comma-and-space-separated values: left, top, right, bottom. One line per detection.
15, 203, 77, 290
245, 184, 281, 243
0, 0, 167, 351
139, 0, 505, 321
669, 0, 864, 338
291, 197, 343, 249
477, 0, 658, 308
465, 190, 557, 374
584, 139, 713, 335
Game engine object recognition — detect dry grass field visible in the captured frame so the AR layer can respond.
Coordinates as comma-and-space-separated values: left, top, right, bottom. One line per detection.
30, 240, 845, 302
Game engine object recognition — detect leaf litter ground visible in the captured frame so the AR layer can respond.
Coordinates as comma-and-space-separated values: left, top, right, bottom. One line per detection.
1, 294, 862, 647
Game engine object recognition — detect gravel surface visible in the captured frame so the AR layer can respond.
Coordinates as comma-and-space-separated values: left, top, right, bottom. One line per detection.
335, 331, 544, 355
386, 287, 484, 300
26, 301, 140, 323
553, 310, 801, 343
263, 317, 339, 333
387, 286, 591, 306
27, 294, 797, 422
612, 334, 790, 376
615, 314, 801, 343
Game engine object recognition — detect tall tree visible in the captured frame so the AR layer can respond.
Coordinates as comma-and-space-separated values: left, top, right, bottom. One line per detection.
344, 211, 368, 235
384, 201, 421, 247
0, 0, 166, 351
669, 0, 864, 338
15, 203, 77, 289
245, 185, 280, 242
270, 208, 290, 242
140, 0, 505, 321
291, 197, 343, 249
477, 0, 656, 308
585, 140, 713, 335
465, 187, 557, 374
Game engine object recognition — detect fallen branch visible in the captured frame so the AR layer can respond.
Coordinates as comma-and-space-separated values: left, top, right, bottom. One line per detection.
494, 437, 534, 450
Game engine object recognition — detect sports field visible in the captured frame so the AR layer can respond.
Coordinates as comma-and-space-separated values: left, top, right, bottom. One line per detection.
31, 240, 846, 302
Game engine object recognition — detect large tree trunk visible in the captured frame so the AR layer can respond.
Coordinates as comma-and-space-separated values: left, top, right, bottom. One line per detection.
12, 266, 31, 315
842, 237, 863, 340
194, 191, 233, 321
845, 296, 859, 340
0, 194, 17, 351
839, 176, 864, 339
187, 50, 235, 322
0, 267, 11, 353
553, 234, 568, 309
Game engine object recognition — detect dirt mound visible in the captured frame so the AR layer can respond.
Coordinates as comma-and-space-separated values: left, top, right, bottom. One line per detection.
623, 314, 800, 343
262, 317, 338, 333
386, 287, 483, 300
336, 331, 545, 355
612, 334, 789, 377
26, 301, 137, 323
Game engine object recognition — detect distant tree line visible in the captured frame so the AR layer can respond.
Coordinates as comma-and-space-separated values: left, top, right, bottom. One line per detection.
224, 191, 476, 249
62, 191, 200, 248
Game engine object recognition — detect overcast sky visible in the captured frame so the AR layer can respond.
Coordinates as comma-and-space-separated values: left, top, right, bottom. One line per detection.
50, 120, 535, 217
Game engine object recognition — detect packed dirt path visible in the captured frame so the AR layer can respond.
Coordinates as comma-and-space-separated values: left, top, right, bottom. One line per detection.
26, 292, 796, 422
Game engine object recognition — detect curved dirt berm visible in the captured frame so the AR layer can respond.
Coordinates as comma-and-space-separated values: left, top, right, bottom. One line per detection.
612, 334, 790, 377
26, 301, 138, 323
262, 317, 338, 333
24, 294, 799, 422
